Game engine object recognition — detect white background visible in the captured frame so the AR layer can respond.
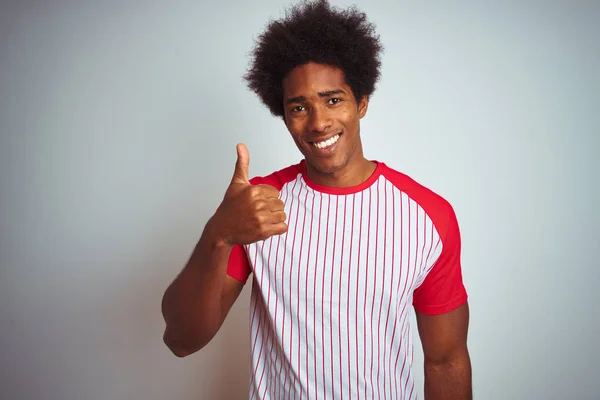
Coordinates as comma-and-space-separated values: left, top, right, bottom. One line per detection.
1, 0, 599, 399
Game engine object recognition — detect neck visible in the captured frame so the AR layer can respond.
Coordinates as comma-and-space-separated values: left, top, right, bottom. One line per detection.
306, 157, 377, 188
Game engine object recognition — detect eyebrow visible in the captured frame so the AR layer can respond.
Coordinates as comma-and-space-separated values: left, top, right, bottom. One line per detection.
285, 89, 346, 105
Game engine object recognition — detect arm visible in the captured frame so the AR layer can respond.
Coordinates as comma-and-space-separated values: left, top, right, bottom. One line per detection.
161, 144, 287, 357
416, 302, 472, 400
161, 218, 245, 357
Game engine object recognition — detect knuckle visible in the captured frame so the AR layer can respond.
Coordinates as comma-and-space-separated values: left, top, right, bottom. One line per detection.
264, 185, 278, 197
249, 186, 261, 198
257, 225, 269, 238
256, 213, 268, 225
254, 200, 266, 210
257, 184, 271, 193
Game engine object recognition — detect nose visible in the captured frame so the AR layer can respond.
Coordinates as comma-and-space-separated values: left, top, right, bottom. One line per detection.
308, 105, 332, 133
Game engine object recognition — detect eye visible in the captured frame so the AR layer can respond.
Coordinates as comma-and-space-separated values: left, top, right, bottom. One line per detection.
291, 105, 306, 113
328, 98, 342, 105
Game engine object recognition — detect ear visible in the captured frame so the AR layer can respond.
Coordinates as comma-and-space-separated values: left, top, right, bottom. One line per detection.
358, 95, 369, 119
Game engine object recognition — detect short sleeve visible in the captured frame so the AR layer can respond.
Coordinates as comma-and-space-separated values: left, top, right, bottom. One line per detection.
226, 244, 252, 283
413, 206, 468, 315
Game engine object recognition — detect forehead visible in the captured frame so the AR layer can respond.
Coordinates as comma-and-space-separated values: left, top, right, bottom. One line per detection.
282, 62, 350, 97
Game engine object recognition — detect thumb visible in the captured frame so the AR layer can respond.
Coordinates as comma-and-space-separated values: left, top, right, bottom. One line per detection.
231, 143, 250, 184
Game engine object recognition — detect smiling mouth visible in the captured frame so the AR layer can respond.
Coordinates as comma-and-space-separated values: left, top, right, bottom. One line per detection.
312, 133, 341, 149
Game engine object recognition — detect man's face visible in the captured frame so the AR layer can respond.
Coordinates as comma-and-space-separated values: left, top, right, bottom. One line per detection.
282, 62, 368, 176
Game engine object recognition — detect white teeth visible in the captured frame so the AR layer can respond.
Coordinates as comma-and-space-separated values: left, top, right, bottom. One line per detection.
313, 134, 340, 149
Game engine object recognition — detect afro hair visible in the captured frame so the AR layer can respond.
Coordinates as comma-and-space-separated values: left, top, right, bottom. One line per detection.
244, 0, 383, 118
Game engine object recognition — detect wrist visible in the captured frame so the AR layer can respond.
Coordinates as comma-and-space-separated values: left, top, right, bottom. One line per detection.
204, 215, 233, 249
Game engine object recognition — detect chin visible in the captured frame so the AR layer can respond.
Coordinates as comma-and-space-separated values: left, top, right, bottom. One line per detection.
307, 156, 348, 175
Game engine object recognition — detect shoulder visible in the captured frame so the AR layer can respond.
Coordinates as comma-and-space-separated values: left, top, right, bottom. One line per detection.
380, 162, 458, 241
248, 162, 302, 191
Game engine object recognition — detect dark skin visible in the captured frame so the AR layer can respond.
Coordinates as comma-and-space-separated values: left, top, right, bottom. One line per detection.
282, 62, 376, 187
418, 304, 472, 399
161, 145, 287, 356
161, 62, 471, 399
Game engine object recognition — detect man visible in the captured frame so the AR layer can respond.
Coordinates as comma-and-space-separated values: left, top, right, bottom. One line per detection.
161, 1, 472, 398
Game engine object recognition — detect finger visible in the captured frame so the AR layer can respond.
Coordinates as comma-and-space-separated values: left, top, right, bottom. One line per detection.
261, 222, 288, 239
231, 143, 250, 184
266, 198, 285, 212
271, 211, 287, 223
256, 184, 281, 199
257, 210, 286, 225
271, 222, 288, 235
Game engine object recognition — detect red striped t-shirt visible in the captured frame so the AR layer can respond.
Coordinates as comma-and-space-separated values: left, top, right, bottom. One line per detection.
227, 160, 467, 400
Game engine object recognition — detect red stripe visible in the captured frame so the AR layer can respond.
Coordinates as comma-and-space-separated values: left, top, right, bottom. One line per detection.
295, 188, 309, 400
382, 182, 394, 400
394, 312, 410, 399
313, 192, 323, 400
396, 200, 415, 394
346, 193, 356, 397
355, 190, 364, 400
376, 180, 388, 399
329, 196, 339, 398
409, 344, 416, 400
395, 301, 412, 394
363, 186, 372, 400
303, 190, 315, 400
390, 192, 404, 395
321, 194, 331, 400
408, 380, 415, 400
285, 182, 303, 398
337, 195, 347, 399
370, 179, 380, 398
249, 239, 265, 400
249, 243, 263, 368
276, 177, 298, 399
402, 206, 422, 394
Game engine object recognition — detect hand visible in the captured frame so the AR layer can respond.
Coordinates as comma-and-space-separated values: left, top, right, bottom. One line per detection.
213, 143, 288, 245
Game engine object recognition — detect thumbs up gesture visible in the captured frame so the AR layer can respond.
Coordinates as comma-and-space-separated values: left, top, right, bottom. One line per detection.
213, 144, 288, 246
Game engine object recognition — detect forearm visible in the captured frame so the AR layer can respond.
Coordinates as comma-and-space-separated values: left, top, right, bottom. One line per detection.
161, 217, 232, 355
424, 352, 472, 400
